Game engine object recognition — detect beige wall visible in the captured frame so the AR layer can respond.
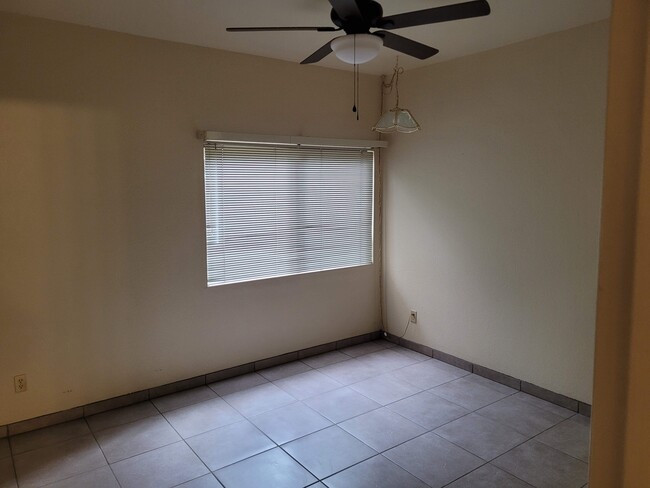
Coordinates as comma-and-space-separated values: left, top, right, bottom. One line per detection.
0, 13, 381, 425
382, 21, 609, 403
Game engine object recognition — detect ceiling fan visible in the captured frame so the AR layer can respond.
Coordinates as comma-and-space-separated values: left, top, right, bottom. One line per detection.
227, 0, 491, 65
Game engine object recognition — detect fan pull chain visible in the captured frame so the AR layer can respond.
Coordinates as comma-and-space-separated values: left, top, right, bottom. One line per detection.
356, 62, 360, 120
352, 34, 357, 117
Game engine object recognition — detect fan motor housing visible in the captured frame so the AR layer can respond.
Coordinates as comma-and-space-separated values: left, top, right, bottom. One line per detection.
330, 0, 384, 33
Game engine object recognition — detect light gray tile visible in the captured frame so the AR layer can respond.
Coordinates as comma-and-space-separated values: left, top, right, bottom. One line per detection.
477, 395, 568, 437
44, 466, 119, 488
0, 457, 17, 488
13, 434, 106, 488
513, 392, 576, 420
206, 363, 255, 385
301, 351, 350, 369
255, 352, 299, 371
349, 373, 421, 405
274, 370, 342, 400
435, 413, 528, 461
298, 342, 337, 359
258, 362, 312, 382
84, 391, 149, 417
152, 387, 218, 413
398, 338, 434, 357
111, 442, 208, 488
387, 390, 469, 430
175, 474, 224, 487
446, 464, 533, 488
432, 350, 473, 372
318, 359, 378, 386
472, 365, 521, 391
390, 359, 468, 390
163, 398, 243, 438
391, 346, 431, 362
384, 433, 483, 488
381, 334, 401, 346
336, 334, 373, 350
340, 341, 387, 358
215, 448, 316, 488
430, 376, 513, 411
222, 383, 295, 418
464, 373, 519, 396
87, 401, 160, 432
303, 387, 380, 423
187, 420, 274, 471
339, 408, 426, 452
149, 376, 206, 400
0, 438, 11, 460
283, 426, 376, 479
250, 403, 331, 445
94, 415, 181, 463
535, 415, 591, 462
323, 455, 429, 488
356, 349, 420, 373
10, 419, 90, 455
493, 440, 588, 488
521, 382, 579, 412
8, 408, 84, 436
208, 373, 268, 397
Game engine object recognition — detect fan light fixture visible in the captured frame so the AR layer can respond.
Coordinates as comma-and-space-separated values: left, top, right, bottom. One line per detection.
373, 59, 421, 133
331, 34, 383, 65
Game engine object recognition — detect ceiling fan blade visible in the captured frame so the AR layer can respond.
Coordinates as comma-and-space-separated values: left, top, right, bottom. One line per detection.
300, 40, 335, 64
227, 26, 340, 32
328, 0, 363, 21
373, 31, 439, 59
377, 0, 490, 30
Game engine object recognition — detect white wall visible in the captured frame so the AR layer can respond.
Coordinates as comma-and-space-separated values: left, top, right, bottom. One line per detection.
383, 21, 609, 403
0, 13, 381, 425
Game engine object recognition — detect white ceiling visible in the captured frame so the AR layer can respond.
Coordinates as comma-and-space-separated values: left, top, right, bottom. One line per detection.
0, 0, 611, 75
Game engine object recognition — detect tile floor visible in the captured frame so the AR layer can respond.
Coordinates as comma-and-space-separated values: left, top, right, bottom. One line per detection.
0, 340, 591, 488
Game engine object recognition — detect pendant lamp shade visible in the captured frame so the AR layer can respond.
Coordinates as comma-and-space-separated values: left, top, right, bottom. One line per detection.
373, 107, 421, 133
331, 34, 383, 64
373, 58, 421, 134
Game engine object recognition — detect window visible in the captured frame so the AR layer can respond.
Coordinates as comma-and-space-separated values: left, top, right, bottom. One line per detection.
204, 141, 374, 286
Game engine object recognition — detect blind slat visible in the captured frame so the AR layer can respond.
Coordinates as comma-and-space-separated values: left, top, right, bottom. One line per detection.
204, 142, 374, 286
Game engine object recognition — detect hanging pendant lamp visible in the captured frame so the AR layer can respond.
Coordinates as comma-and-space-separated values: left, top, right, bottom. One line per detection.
373, 59, 421, 134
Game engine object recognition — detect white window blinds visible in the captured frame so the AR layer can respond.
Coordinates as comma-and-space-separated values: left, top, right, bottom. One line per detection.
204, 142, 374, 286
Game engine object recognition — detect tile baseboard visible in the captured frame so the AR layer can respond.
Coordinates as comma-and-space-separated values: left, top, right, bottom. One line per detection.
1, 331, 381, 438
1, 329, 589, 438
382, 330, 592, 418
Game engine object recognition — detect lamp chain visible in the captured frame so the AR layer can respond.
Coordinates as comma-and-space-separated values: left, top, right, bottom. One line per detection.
382, 57, 405, 109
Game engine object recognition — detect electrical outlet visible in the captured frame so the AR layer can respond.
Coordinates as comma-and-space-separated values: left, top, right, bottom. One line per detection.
14, 374, 27, 393
409, 310, 417, 324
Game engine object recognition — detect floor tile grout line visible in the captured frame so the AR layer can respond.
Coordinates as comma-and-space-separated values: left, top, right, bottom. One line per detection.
424, 384, 520, 414
437, 461, 536, 488
470, 395, 578, 441
6, 345, 589, 488
150, 386, 222, 415
7, 436, 19, 488
150, 405, 216, 487
482, 413, 590, 484
277, 438, 378, 484
8, 419, 93, 457
82, 416, 125, 488
528, 418, 591, 464
213, 420, 280, 472
85, 401, 161, 435
89, 417, 190, 471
